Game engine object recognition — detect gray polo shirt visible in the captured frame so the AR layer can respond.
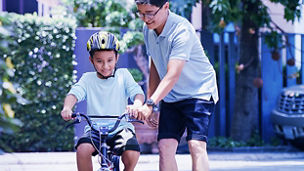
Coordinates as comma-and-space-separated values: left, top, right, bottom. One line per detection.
143, 11, 219, 103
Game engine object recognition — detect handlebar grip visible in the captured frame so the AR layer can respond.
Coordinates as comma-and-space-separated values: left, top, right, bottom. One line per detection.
71, 113, 77, 118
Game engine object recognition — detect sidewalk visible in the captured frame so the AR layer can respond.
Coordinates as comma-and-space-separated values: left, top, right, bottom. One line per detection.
1, 150, 304, 171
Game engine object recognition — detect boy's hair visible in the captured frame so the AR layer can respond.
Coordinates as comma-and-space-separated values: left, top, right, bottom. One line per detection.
135, 0, 168, 7
87, 31, 120, 57
89, 49, 118, 58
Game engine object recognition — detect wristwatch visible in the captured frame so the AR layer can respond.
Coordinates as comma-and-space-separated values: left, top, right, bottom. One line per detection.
146, 99, 158, 111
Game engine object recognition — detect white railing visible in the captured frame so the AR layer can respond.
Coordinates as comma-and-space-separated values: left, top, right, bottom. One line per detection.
37, 0, 59, 17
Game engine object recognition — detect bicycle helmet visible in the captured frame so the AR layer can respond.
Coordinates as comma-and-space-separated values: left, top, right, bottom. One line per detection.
87, 31, 120, 54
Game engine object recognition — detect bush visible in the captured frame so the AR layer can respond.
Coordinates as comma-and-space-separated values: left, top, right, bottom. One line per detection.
0, 12, 76, 152
0, 15, 24, 152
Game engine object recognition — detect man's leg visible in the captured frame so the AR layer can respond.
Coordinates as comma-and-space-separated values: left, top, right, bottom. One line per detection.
188, 140, 209, 171
121, 150, 140, 171
158, 138, 179, 171
76, 143, 96, 171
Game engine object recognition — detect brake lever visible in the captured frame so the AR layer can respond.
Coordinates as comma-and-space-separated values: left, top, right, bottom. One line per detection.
125, 114, 144, 124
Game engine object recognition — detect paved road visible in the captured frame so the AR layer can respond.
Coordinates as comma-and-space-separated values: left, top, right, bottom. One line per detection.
1, 152, 304, 171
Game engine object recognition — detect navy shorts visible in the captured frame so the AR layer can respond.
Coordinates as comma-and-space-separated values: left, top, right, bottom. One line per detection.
75, 128, 140, 156
158, 98, 215, 143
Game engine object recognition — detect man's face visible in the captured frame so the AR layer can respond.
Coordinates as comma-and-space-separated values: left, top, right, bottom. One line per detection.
90, 51, 118, 78
136, 3, 166, 31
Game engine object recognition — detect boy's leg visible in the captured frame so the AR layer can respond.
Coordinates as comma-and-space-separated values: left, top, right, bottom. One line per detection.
188, 140, 209, 171
121, 150, 140, 171
109, 128, 141, 171
76, 143, 95, 171
158, 138, 179, 171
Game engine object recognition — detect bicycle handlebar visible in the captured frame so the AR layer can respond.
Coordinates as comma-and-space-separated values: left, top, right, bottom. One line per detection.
71, 113, 144, 133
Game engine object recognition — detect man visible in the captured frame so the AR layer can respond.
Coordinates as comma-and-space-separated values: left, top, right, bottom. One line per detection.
134, 0, 219, 171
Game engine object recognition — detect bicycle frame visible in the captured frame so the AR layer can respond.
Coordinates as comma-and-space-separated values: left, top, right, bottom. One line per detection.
71, 113, 143, 171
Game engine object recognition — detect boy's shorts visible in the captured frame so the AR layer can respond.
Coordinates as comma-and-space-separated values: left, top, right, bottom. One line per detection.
158, 98, 215, 143
75, 128, 140, 156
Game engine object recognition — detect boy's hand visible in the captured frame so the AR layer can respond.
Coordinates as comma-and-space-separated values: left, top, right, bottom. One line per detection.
137, 104, 153, 121
126, 103, 142, 118
61, 108, 73, 121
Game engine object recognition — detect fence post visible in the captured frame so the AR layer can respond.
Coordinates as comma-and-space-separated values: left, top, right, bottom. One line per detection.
261, 34, 283, 142
227, 32, 236, 136
301, 35, 304, 84
200, 30, 215, 65
218, 32, 226, 136
286, 34, 297, 86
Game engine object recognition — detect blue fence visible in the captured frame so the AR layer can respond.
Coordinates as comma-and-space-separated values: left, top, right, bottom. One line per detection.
200, 31, 304, 141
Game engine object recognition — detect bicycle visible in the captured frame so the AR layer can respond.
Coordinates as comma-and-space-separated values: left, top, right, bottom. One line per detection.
70, 112, 144, 171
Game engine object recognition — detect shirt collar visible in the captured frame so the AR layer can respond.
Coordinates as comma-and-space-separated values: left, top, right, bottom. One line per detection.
157, 10, 173, 38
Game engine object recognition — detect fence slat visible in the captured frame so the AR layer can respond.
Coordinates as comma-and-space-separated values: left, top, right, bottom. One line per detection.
261, 35, 283, 141
218, 33, 226, 136
227, 32, 236, 136
301, 35, 304, 84
286, 34, 297, 86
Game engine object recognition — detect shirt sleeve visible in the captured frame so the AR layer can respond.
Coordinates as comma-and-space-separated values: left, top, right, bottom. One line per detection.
68, 73, 87, 102
123, 69, 145, 102
169, 24, 193, 61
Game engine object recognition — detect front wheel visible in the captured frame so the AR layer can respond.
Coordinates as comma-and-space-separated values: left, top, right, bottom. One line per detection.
112, 155, 120, 171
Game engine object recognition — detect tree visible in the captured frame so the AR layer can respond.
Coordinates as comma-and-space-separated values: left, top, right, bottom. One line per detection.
204, 0, 302, 141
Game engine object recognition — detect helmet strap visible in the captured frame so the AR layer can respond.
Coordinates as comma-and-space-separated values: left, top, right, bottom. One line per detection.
92, 62, 117, 79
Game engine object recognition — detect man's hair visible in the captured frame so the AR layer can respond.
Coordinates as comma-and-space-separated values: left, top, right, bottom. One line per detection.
135, 0, 168, 7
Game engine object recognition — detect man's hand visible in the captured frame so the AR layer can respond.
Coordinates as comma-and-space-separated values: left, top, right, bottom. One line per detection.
61, 108, 73, 121
146, 112, 159, 128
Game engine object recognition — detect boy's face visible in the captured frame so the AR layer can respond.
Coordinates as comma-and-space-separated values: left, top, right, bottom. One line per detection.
136, 3, 168, 34
90, 50, 118, 78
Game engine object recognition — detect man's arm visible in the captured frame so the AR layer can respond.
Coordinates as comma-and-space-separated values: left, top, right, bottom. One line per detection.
138, 59, 185, 120
148, 60, 161, 98
61, 94, 77, 121
150, 59, 185, 104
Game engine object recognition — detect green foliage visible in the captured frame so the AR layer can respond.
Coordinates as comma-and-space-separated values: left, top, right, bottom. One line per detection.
209, 133, 264, 148
264, 31, 282, 50
209, 136, 246, 148
170, 0, 200, 19
0, 12, 76, 152
0, 16, 23, 149
120, 31, 144, 53
68, 0, 144, 53
71, 0, 141, 29
207, 0, 302, 48
128, 68, 143, 82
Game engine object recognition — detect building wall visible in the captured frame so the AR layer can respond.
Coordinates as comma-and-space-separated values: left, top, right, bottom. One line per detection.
3, 0, 37, 14
0, 0, 3, 11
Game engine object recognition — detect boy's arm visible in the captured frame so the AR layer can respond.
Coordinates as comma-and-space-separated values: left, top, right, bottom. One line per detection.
133, 94, 145, 107
61, 94, 78, 121
127, 94, 145, 118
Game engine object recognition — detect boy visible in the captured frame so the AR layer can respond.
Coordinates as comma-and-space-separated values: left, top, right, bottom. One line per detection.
134, 0, 219, 171
61, 31, 145, 171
